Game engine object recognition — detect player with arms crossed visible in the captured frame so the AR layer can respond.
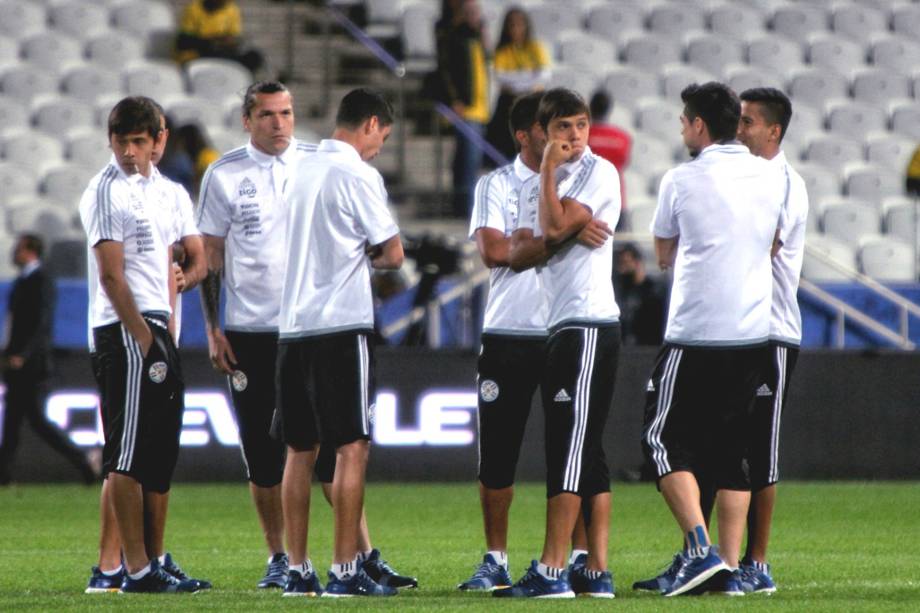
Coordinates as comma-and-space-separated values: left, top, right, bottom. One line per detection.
277, 88, 404, 598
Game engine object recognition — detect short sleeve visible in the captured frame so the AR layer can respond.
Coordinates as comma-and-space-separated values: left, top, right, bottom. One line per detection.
651, 170, 679, 238
352, 173, 398, 246
562, 158, 620, 225
84, 174, 126, 246
175, 186, 199, 240
515, 175, 541, 236
468, 171, 506, 239
196, 164, 231, 237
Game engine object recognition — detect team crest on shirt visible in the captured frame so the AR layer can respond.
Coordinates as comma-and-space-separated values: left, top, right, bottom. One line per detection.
480, 379, 499, 402
231, 370, 248, 392
238, 177, 257, 198
367, 403, 376, 426
149, 361, 168, 383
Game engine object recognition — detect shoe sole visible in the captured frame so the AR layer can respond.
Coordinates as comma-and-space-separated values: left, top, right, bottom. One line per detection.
577, 592, 615, 599
749, 587, 777, 595
458, 584, 511, 591
282, 592, 319, 597
84, 587, 120, 594
665, 564, 730, 597
535, 591, 575, 599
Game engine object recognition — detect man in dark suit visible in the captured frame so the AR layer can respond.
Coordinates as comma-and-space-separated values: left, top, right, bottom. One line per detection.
0, 234, 96, 485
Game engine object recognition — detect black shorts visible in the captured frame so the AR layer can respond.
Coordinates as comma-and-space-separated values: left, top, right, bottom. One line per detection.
277, 331, 375, 450
476, 334, 544, 489
91, 314, 184, 493
641, 343, 770, 491
225, 331, 285, 488
542, 324, 620, 498
748, 343, 799, 489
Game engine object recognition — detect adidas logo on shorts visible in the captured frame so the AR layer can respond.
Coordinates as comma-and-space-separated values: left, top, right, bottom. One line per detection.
554, 388, 571, 402
756, 384, 773, 397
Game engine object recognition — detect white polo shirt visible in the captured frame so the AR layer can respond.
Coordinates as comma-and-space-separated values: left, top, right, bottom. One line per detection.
196, 137, 316, 332
652, 143, 786, 346
279, 138, 399, 339
771, 150, 809, 346
80, 158, 180, 344
167, 176, 201, 345
469, 155, 547, 337
517, 147, 621, 330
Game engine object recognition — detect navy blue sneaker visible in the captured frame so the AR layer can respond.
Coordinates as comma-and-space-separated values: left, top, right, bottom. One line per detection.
162, 553, 211, 590
120, 559, 201, 593
492, 561, 575, 599
458, 553, 512, 591
85, 566, 124, 593
282, 568, 324, 597
362, 549, 417, 589
322, 568, 397, 597
696, 568, 745, 596
258, 552, 289, 589
739, 559, 776, 594
663, 550, 730, 597
570, 566, 615, 598
633, 552, 684, 592
566, 552, 588, 575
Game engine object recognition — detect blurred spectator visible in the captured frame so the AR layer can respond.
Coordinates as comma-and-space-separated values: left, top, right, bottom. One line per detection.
484, 7, 551, 164
907, 143, 920, 197
612, 243, 666, 346
437, 0, 490, 218
157, 115, 196, 192
176, 0, 265, 74
158, 118, 219, 198
588, 91, 631, 217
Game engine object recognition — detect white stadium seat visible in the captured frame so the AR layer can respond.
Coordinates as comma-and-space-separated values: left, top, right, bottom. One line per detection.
869, 35, 920, 76
882, 197, 920, 244
66, 130, 114, 170
400, 3, 437, 73
844, 163, 904, 203
7, 201, 72, 241
629, 135, 672, 176
623, 168, 652, 201
586, 3, 644, 40
622, 32, 682, 70
85, 32, 146, 72
0, 1, 47, 39
723, 64, 785, 97
825, 99, 887, 139
659, 63, 715, 99
122, 62, 186, 99
41, 163, 98, 204
807, 34, 866, 71
186, 58, 252, 102
831, 4, 888, 45
0, 35, 17, 65
528, 4, 583, 45
32, 96, 96, 139
685, 34, 743, 76
48, 1, 111, 39
747, 35, 804, 73
165, 96, 225, 133
821, 198, 881, 243
20, 32, 84, 74
892, 3, 920, 38
851, 68, 911, 106
889, 101, 920, 140
557, 32, 616, 67
784, 105, 825, 145
110, 0, 175, 36
0, 96, 31, 135
771, 4, 829, 40
802, 234, 857, 281
788, 68, 849, 108
634, 98, 683, 141
548, 64, 601, 101
708, 3, 766, 37
864, 132, 916, 171
1, 131, 66, 176
803, 133, 864, 169
859, 234, 916, 281
0, 162, 40, 206
625, 201, 657, 234
61, 65, 122, 103
647, 4, 706, 35
798, 163, 844, 202
602, 65, 660, 109
0, 66, 59, 103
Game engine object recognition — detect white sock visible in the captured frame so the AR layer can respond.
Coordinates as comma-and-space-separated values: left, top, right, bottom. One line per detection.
157, 554, 166, 566
128, 563, 152, 580
288, 560, 313, 575
487, 551, 508, 567
568, 549, 588, 565
101, 565, 123, 576
331, 557, 359, 580
357, 549, 373, 563
536, 562, 563, 580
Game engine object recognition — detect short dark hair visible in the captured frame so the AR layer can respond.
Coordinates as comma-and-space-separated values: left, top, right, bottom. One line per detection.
242, 81, 290, 117
680, 82, 740, 143
335, 88, 394, 129
18, 233, 43, 258
107, 96, 162, 139
508, 91, 543, 143
589, 90, 611, 121
739, 87, 793, 143
537, 87, 590, 131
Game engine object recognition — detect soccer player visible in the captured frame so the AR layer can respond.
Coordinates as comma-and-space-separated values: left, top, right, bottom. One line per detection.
735, 87, 808, 594
85, 103, 208, 594
277, 88, 403, 598
496, 88, 621, 599
79, 97, 202, 593
638, 82, 785, 597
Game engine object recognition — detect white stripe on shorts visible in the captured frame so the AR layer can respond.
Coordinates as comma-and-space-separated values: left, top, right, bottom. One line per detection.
562, 327, 597, 492
358, 335, 369, 435
645, 347, 683, 476
768, 346, 787, 483
117, 325, 143, 472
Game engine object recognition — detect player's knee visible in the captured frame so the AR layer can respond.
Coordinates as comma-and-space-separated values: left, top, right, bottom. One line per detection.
248, 468, 283, 488
478, 468, 515, 490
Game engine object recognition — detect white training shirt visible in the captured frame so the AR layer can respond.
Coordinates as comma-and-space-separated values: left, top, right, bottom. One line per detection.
517, 146, 621, 330
196, 137, 316, 332
771, 150, 809, 346
167, 176, 201, 345
80, 158, 182, 348
279, 139, 399, 339
652, 143, 786, 346
469, 155, 547, 337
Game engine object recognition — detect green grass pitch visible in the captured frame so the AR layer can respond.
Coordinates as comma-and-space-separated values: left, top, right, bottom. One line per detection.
1, 482, 918, 611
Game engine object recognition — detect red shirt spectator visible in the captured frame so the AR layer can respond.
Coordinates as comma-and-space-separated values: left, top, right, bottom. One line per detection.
588, 91, 631, 213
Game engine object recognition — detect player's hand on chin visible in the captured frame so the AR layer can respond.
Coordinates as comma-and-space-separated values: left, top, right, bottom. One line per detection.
542, 140, 575, 170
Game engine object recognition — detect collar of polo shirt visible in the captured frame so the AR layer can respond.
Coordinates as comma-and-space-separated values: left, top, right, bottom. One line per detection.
246, 136, 300, 167
513, 154, 536, 181
317, 138, 362, 162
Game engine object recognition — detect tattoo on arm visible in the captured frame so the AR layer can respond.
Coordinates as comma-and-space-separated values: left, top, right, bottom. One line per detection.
201, 270, 222, 329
